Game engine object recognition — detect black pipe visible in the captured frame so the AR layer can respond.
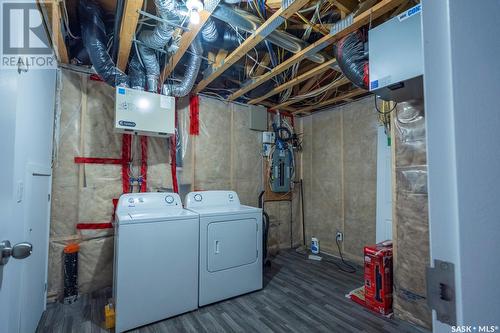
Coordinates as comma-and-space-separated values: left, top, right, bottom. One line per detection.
111, 0, 125, 63
300, 179, 305, 246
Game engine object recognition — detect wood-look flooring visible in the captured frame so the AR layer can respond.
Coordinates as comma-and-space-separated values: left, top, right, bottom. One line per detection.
37, 249, 430, 333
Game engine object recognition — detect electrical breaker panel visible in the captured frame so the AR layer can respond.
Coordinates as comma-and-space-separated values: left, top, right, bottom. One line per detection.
115, 87, 175, 137
271, 148, 291, 193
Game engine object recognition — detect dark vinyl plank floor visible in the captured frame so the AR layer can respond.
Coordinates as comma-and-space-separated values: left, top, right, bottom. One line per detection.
37, 250, 430, 333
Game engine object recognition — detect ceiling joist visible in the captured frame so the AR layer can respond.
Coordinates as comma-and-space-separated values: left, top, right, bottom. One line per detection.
117, 0, 143, 71
39, 0, 69, 63
193, 0, 310, 94
227, 0, 405, 101
295, 88, 367, 113
248, 58, 337, 105
271, 76, 350, 110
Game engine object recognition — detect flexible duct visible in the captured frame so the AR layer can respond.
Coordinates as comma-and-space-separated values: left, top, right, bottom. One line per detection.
138, 0, 178, 92
212, 5, 326, 64
201, 19, 219, 43
128, 55, 146, 90
78, 0, 128, 87
163, 38, 202, 97
333, 30, 369, 89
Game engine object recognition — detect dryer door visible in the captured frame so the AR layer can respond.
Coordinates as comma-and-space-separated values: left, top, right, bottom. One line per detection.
207, 218, 258, 272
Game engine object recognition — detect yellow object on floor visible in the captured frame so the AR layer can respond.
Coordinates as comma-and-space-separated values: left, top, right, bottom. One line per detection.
104, 303, 115, 329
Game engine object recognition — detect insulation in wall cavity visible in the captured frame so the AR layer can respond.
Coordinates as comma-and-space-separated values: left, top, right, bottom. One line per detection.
393, 99, 432, 329
299, 97, 377, 262
48, 70, 276, 299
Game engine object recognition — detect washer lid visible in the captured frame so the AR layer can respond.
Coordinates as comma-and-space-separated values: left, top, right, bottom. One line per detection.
116, 192, 198, 224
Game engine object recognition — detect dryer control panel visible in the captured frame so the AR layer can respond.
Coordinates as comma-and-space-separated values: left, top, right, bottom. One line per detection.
185, 190, 240, 209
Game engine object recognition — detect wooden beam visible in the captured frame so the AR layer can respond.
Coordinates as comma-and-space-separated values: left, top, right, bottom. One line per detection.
295, 88, 367, 113
193, 0, 310, 94
117, 0, 143, 71
270, 76, 350, 110
248, 58, 337, 105
228, 0, 404, 101
260, 100, 297, 113
160, 9, 212, 82
39, 0, 69, 63
330, 0, 358, 13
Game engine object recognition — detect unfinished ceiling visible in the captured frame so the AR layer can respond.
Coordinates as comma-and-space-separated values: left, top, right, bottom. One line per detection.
39, 0, 417, 114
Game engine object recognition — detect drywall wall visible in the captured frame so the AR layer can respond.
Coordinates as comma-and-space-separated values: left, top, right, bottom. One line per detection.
47, 69, 292, 299
299, 96, 378, 263
392, 99, 431, 329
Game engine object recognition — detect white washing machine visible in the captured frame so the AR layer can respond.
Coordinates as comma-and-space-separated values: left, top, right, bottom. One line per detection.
185, 190, 262, 306
113, 192, 199, 333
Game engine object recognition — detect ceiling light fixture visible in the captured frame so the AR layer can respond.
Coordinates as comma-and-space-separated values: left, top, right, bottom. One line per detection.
186, 0, 203, 25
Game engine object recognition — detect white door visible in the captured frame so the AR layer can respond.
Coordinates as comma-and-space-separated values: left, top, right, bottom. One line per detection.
376, 126, 392, 243
0, 66, 56, 333
422, 1, 500, 331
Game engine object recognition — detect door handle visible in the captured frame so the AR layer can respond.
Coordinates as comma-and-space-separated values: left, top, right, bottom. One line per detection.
214, 240, 220, 254
0, 240, 33, 266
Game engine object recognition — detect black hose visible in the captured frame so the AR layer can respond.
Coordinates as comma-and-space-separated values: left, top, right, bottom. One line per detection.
300, 179, 305, 246
111, 0, 125, 63
262, 211, 270, 267
79, 0, 128, 87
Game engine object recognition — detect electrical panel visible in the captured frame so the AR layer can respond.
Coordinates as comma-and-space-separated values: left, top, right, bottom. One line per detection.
115, 87, 175, 137
369, 4, 423, 102
270, 148, 291, 193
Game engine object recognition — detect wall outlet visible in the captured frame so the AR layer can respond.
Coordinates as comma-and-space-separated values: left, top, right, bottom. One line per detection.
336, 231, 343, 242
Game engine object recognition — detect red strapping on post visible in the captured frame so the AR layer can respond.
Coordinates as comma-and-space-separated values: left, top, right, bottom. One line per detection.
74, 157, 123, 164
189, 95, 200, 135
76, 223, 113, 230
121, 134, 132, 193
140, 136, 148, 192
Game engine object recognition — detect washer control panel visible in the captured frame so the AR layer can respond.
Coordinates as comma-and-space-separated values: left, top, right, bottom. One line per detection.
118, 192, 181, 210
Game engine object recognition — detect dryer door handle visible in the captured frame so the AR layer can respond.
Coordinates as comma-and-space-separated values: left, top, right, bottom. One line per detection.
214, 240, 220, 254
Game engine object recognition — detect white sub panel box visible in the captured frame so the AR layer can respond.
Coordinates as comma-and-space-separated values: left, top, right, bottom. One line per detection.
185, 191, 263, 306
114, 192, 199, 333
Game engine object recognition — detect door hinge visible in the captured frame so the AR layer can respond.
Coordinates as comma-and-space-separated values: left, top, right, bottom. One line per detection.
48, 194, 51, 202
426, 259, 456, 326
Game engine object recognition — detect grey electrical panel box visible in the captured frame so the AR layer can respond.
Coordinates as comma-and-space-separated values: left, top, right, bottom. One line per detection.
369, 4, 423, 102
271, 149, 291, 193
249, 106, 268, 131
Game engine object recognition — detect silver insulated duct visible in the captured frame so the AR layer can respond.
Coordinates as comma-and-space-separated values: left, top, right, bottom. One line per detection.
163, 37, 203, 97
201, 18, 219, 43
138, 0, 178, 92
212, 5, 326, 64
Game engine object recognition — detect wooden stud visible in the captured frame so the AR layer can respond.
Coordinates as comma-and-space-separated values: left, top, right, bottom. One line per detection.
248, 58, 337, 105
329, 0, 358, 13
38, 0, 69, 63
294, 88, 367, 113
160, 9, 212, 82
228, 0, 404, 101
117, 0, 143, 71
193, 0, 310, 94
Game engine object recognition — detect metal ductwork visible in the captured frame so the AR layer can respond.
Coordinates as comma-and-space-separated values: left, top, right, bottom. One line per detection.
137, 0, 178, 92
201, 19, 219, 43
79, 0, 128, 87
128, 55, 146, 90
163, 37, 203, 97
212, 5, 326, 64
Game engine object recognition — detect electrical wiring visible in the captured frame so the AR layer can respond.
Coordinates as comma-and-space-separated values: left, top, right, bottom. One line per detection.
61, 0, 80, 39
374, 95, 397, 115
